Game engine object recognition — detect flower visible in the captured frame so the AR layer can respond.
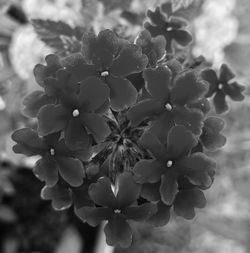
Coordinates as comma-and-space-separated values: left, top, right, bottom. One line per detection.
66, 29, 148, 111
76, 172, 157, 248
133, 126, 216, 205
127, 66, 208, 138
37, 75, 111, 150
12, 128, 88, 187
201, 64, 245, 114
144, 7, 192, 52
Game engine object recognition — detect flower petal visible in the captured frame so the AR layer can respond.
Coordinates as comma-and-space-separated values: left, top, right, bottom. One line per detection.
213, 90, 228, 114
56, 156, 85, 187
219, 64, 235, 83
141, 182, 161, 201
223, 81, 245, 101
171, 70, 208, 106
111, 44, 148, 77
177, 153, 216, 188
37, 104, 69, 136
200, 117, 226, 151
173, 188, 206, 219
127, 99, 163, 126
104, 214, 133, 248
200, 68, 218, 97
80, 113, 110, 143
72, 183, 94, 209
41, 184, 72, 210
160, 172, 178, 205
76, 206, 113, 226
139, 131, 167, 160
33, 157, 59, 187
143, 66, 171, 100
88, 177, 117, 208
116, 172, 141, 208
107, 76, 137, 111
123, 203, 157, 221
172, 29, 192, 46
147, 7, 166, 26
133, 159, 165, 184
12, 128, 48, 156
23, 90, 55, 118
167, 125, 197, 158
148, 201, 171, 227
65, 118, 91, 150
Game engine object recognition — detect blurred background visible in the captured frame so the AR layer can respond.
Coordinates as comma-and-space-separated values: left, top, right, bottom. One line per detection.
0, 0, 249, 252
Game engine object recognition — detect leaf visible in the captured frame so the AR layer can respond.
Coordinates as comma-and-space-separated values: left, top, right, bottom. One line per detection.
32, 19, 84, 56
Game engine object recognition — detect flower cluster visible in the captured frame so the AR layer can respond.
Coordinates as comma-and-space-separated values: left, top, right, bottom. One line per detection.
12, 6, 244, 248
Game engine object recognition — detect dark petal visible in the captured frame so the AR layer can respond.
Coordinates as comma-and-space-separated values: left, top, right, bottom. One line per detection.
33, 54, 61, 87
111, 44, 148, 77
104, 215, 133, 248
169, 16, 188, 28
177, 153, 216, 188
171, 70, 208, 106
139, 131, 167, 160
188, 98, 211, 116
143, 66, 171, 100
147, 7, 166, 26
173, 106, 204, 135
167, 125, 197, 158
127, 99, 163, 126
80, 113, 111, 143
37, 104, 69, 136
123, 203, 157, 221
141, 182, 161, 201
223, 81, 245, 101
116, 172, 141, 208
213, 90, 228, 114
76, 206, 113, 226
106, 76, 137, 111
33, 157, 59, 187
56, 156, 85, 187
160, 172, 178, 205
23, 90, 55, 118
133, 159, 165, 184
88, 177, 117, 208
147, 111, 174, 142
200, 68, 218, 97
12, 128, 48, 156
79, 77, 110, 112
65, 117, 91, 150
172, 29, 192, 46
72, 183, 94, 209
173, 188, 206, 219
219, 64, 235, 83
41, 184, 72, 210
126, 72, 145, 91
43, 132, 61, 147
165, 59, 183, 80
200, 117, 226, 151
82, 29, 119, 69
148, 201, 171, 227
144, 22, 164, 38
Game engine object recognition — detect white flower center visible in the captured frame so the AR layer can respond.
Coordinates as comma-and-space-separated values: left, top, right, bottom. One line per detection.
166, 160, 173, 168
72, 109, 80, 117
101, 71, 109, 77
167, 27, 173, 32
218, 84, 223, 90
165, 103, 172, 111
50, 148, 55, 156
114, 209, 121, 214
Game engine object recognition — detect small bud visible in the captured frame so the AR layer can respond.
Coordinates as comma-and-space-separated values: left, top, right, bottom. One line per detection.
166, 160, 173, 168
114, 209, 121, 214
50, 148, 55, 156
72, 109, 80, 117
165, 103, 172, 111
101, 71, 109, 77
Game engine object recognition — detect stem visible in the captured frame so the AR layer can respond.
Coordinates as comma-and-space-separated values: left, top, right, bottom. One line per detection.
94, 222, 114, 253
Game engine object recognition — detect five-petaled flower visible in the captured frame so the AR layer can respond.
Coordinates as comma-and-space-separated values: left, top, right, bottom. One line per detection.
201, 64, 245, 114
145, 7, 192, 52
12, 128, 88, 187
128, 66, 208, 139
133, 126, 215, 205
66, 29, 148, 111
76, 172, 157, 248
37, 75, 111, 150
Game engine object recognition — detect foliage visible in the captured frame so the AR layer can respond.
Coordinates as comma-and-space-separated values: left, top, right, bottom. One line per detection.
11, 4, 245, 249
